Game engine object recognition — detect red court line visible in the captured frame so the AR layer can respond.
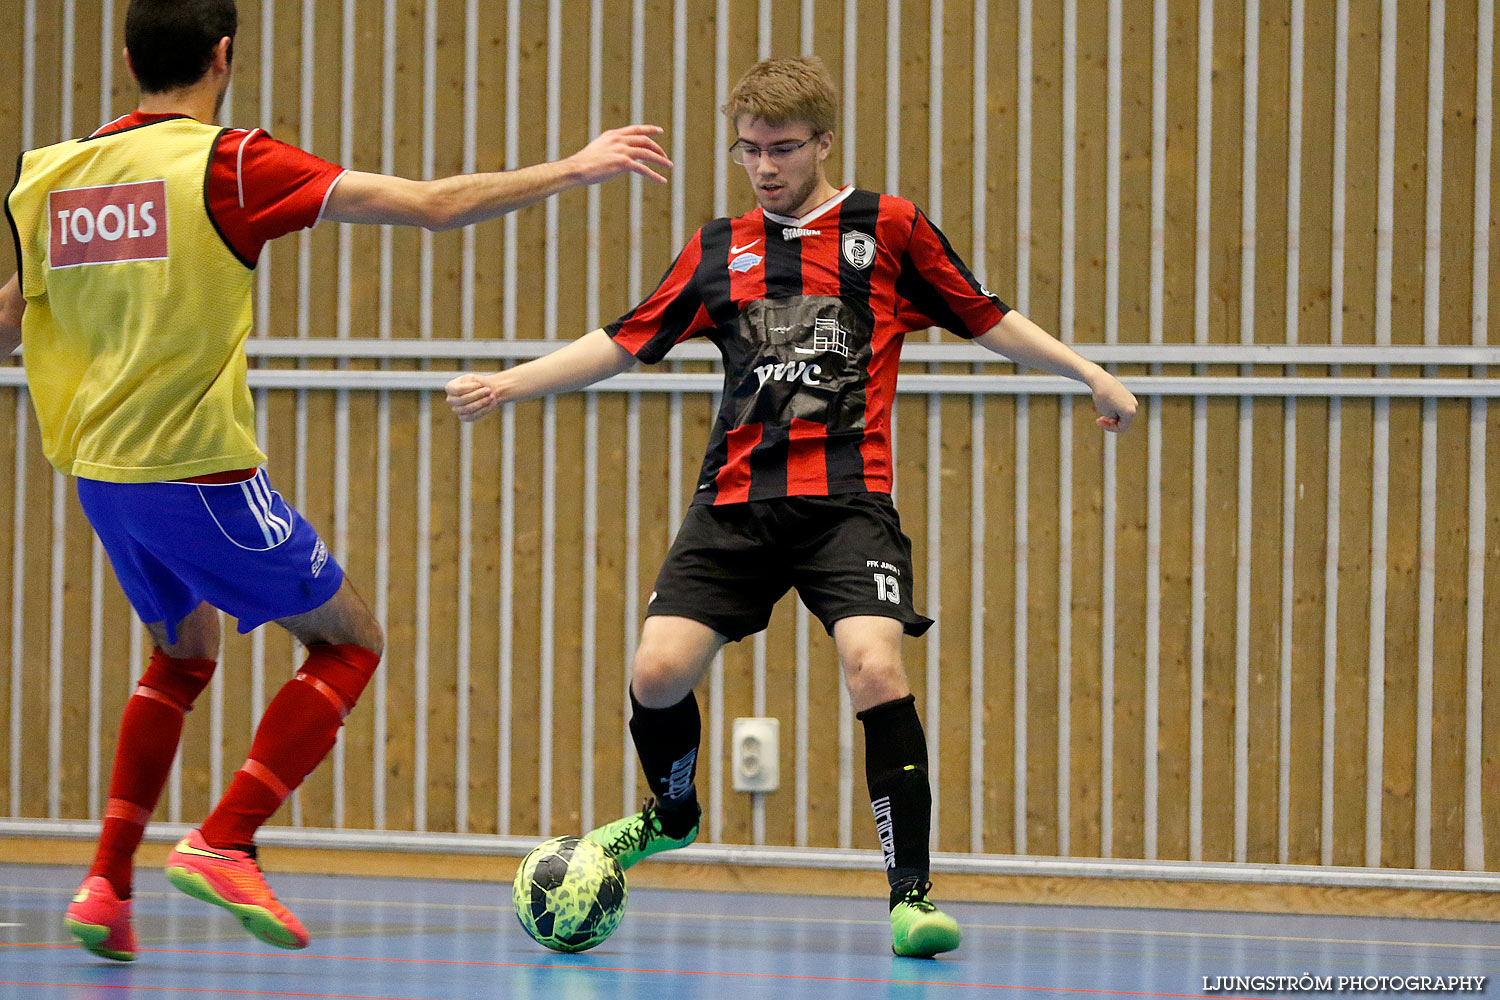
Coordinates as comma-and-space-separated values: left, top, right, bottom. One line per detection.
0, 987, 429, 1000
1, 944, 1264, 999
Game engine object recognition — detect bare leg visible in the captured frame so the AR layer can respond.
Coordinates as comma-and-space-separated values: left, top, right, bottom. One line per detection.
274, 578, 384, 653
833, 615, 912, 711
144, 578, 384, 658
144, 601, 221, 659
630, 615, 724, 707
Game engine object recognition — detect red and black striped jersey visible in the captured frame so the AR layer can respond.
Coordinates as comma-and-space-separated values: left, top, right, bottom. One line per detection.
605, 185, 1008, 506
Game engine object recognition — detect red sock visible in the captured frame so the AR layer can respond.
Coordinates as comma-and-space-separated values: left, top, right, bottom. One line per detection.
89, 651, 216, 899
200, 644, 380, 849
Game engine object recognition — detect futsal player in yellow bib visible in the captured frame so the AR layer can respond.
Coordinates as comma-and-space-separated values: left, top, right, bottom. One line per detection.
1, 0, 671, 962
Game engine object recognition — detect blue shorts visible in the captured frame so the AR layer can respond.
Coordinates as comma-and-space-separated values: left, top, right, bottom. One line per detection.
76, 470, 344, 644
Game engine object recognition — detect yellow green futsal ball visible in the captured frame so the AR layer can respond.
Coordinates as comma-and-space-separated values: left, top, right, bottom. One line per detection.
512, 836, 627, 953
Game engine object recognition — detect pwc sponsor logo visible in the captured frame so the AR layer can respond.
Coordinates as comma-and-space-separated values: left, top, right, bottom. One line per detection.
753, 359, 825, 388
48, 180, 168, 269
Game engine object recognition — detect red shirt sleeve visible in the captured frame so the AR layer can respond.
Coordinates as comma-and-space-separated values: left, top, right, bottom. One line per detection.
206, 129, 346, 266
604, 229, 713, 364
892, 207, 1009, 339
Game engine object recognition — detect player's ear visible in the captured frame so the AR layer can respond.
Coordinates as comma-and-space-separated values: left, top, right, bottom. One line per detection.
212, 36, 233, 75
817, 131, 833, 161
123, 46, 138, 85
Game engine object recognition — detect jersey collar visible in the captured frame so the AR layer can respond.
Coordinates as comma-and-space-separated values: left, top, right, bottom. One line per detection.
762, 184, 855, 227
89, 111, 193, 138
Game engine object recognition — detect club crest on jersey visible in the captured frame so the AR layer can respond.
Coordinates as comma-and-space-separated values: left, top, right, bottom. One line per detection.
729, 250, 763, 273
841, 230, 875, 270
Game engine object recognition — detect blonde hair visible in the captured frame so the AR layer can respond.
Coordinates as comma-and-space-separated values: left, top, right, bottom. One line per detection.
722, 56, 838, 135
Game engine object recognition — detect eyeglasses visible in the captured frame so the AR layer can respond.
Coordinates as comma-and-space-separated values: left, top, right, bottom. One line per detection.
728, 135, 821, 164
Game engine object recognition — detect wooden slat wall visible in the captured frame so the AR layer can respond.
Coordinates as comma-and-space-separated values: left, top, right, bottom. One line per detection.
1, 0, 1496, 875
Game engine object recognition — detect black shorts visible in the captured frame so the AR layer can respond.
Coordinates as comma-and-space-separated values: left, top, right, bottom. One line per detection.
646, 492, 934, 642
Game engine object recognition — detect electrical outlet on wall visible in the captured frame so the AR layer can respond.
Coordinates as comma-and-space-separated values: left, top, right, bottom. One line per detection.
731, 717, 780, 793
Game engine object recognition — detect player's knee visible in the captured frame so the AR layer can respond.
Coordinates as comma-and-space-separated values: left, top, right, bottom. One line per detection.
840, 640, 900, 677
841, 648, 908, 706
358, 617, 385, 659
630, 647, 695, 708
336, 596, 384, 655
309, 606, 384, 656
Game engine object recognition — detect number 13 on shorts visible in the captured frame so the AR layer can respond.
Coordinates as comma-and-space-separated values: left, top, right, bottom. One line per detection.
873, 573, 901, 604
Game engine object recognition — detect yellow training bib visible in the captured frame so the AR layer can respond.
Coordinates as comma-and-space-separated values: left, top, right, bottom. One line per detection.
5, 116, 264, 482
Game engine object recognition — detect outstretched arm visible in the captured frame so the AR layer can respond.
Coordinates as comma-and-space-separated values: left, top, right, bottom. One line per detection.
445, 329, 637, 423
0, 274, 23, 357
975, 310, 1137, 432
322, 125, 672, 231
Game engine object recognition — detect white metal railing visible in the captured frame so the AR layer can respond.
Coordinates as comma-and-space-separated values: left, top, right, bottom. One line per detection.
3, 365, 1497, 398
10, 341, 1500, 365
4, 341, 1499, 397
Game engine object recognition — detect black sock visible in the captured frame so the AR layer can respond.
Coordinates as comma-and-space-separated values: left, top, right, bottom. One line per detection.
857, 694, 931, 907
628, 687, 701, 837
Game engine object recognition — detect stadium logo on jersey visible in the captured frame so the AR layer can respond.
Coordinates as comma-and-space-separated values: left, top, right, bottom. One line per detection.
728, 250, 763, 273
47, 180, 168, 269
754, 360, 825, 388
841, 230, 876, 270
782, 226, 821, 240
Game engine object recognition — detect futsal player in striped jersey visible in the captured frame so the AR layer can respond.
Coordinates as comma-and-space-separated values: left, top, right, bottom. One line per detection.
447, 55, 1136, 958
1, 0, 670, 962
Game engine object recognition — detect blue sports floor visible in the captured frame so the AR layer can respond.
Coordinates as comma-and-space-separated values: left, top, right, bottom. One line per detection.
0, 862, 1494, 998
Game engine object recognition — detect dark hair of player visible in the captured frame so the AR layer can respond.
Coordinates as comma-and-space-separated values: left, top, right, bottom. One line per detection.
125, 0, 238, 95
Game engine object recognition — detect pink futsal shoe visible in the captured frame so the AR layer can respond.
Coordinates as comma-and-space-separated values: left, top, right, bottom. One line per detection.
165, 829, 309, 950
64, 875, 136, 962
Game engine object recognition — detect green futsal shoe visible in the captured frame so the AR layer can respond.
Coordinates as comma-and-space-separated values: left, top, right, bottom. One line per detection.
584, 798, 700, 870
889, 881, 962, 958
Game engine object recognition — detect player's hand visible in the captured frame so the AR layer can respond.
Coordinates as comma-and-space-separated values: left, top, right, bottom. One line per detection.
566, 125, 673, 186
446, 373, 499, 422
1088, 371, 1137, 433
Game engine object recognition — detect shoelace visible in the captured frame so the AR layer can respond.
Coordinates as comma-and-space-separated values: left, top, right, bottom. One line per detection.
605, 799, 666, 855
896, 879, 937, 912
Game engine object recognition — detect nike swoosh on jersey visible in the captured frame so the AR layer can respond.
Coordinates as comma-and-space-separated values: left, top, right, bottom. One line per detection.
729, 239, 762, 254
